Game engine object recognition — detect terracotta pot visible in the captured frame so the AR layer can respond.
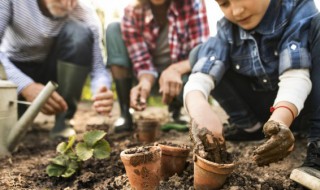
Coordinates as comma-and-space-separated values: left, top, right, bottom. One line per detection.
120, 146, 162, 190
193, 154, 235, 190
155, 142, 190, 180
136, 119, 159, 143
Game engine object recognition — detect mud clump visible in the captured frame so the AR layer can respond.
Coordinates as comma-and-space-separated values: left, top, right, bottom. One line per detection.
190, 123, 232, 164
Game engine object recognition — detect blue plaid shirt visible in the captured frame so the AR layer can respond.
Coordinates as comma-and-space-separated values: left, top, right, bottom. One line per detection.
193, 0, 319, 91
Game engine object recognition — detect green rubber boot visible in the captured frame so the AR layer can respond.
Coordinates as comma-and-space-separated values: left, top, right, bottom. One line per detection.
50, 60, 90, 139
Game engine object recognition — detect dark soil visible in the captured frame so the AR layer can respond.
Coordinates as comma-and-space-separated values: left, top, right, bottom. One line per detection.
0, 101, 309, 189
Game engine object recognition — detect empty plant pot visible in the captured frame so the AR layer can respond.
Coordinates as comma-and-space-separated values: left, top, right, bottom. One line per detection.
120, 146, 162, 190
136, 119, 159, 143
193, 154, 235, 190
155, 142, 190, 180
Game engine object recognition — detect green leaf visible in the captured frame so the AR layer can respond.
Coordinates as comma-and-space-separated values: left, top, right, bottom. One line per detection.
46, 164, 66, 177
76, 142, 93, 161
56, 142, 68, 154
83, 130, 106, 147
61, 167, 76, 178
66, 135, 76, 150
50, 155, 69, 166
93, 139, 111, 159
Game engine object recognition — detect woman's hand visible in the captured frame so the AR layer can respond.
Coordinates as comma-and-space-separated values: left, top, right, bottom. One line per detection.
130, 74, 155, 111
159, 66, 183, 104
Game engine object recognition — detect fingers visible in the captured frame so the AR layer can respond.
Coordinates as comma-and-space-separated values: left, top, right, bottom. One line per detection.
160, 81, 182, 104
92, 86, 114, 115
41, 92, 68, 115
254, 142, 293, 159
253, 137, 283, 155
254, 150, 291, 166
130, 85, 148, 111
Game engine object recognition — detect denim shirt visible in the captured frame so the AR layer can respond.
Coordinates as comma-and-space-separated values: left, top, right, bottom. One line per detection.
193, 0, 319, 91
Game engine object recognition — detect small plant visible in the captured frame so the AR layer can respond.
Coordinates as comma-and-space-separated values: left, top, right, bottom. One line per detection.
46, 130, 111, 178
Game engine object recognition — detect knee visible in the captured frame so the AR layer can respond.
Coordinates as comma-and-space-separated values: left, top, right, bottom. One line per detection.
59, 20, 93, 50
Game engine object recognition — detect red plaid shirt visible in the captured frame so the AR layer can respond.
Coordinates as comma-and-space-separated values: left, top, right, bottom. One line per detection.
121, 0, 209, 77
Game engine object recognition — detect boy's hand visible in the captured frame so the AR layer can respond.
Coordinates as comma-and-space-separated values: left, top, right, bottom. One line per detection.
190, 120, 225, 162
92, 86, 114, 115
253, 120, 295, 166
21, 82, 68, 115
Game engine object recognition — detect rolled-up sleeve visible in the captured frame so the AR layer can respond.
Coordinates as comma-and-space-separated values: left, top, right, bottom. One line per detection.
278, 0, 318, 74
192, 27, 230, 84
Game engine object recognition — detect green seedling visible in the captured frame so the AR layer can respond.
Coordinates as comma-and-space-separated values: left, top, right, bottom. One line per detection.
46, 130, 111, 178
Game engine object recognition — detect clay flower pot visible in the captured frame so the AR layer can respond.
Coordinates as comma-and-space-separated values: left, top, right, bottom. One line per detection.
120, 146, 162, 190
155, 142, 190, 180
193, 154, 235, 190
136, 119, 159, 143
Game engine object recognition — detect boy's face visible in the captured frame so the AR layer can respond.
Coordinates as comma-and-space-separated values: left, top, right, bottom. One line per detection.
216, 0, 271, 30
43, 0, 78, 18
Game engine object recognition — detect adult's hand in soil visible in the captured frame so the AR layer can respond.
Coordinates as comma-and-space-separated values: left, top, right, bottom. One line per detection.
130, 78, 152, 111
21, 82, 68, 115
92, 86, 114, 115
159, 66, 182, 104
253, 120, 295, 166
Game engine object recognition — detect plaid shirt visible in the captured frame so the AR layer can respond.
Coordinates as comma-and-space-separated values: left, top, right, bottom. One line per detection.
121, 0, 209, 77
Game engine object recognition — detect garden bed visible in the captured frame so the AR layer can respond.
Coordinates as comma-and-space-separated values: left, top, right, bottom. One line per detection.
0, 101, 308, 189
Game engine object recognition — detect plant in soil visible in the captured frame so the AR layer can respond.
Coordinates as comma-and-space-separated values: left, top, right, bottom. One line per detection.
46, 130, 111, 178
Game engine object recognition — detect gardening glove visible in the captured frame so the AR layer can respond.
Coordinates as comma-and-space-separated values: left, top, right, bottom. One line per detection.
253, 120, 295, 166
190, 120, 226, 163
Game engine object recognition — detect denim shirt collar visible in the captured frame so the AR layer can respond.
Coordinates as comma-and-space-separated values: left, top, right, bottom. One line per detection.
254, 0, 279, 35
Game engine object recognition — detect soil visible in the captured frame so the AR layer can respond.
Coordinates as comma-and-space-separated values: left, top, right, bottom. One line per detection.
0, 101, 309, 190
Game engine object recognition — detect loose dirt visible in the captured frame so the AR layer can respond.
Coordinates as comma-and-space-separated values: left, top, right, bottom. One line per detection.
0, 101, 309, 189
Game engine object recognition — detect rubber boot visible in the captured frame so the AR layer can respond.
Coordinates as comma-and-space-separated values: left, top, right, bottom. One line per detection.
114, 78, 133, 133
168, 99, 189, 125
50, 60, 90, 139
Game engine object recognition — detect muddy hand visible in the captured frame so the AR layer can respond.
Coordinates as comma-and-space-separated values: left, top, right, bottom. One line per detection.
190, 120, 226, 162
253, 120, 294, 166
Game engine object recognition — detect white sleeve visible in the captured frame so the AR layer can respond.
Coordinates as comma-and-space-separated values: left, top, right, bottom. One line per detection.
183, 72, 215, 112
274, 69, 312, 115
